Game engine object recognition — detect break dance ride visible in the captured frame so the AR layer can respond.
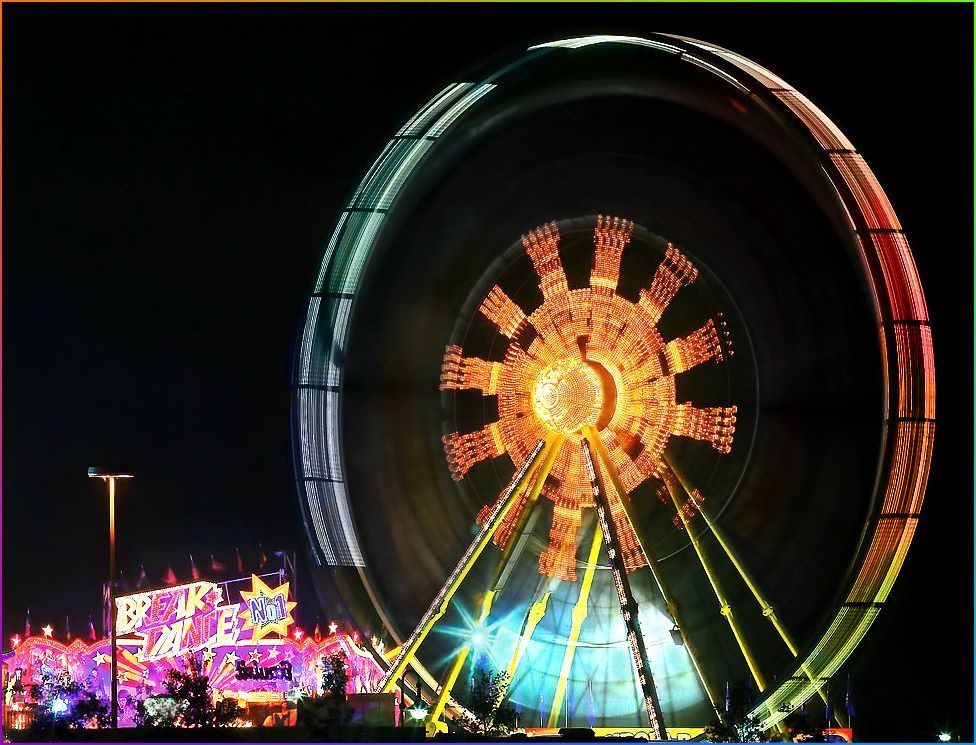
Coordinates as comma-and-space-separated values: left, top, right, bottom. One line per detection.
292, 34, 935, 737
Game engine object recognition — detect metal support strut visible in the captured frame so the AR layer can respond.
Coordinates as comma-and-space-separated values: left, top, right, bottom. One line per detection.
583, 427, 721, 717
581, 439, 667, 740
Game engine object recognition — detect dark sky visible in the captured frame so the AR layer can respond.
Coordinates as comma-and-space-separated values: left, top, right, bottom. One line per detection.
3, 3, 972, 741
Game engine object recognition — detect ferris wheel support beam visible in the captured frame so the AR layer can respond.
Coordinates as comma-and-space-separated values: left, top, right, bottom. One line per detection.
547, 522, 604, 729
507, 588, 552, 681
660, 468, 768, 694
581, 437, 667, 740
426, 451, 560, 734
663, 458, 798, 655
662, 458, 846, 728
380, 434, 563, 694
583, 427, 722, 717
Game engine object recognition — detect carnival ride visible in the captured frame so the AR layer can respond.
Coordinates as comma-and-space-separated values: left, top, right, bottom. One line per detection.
292, 34, 935, 737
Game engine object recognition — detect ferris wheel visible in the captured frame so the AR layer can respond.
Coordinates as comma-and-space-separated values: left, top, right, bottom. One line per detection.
292, 34, 935, 736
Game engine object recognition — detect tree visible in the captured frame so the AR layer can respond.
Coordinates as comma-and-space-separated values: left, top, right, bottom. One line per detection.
704, 682, 771, 742
299, 653, 351, 738
29, 669, 109, 735
456, 667, 516, 737
136, 654, 241, 728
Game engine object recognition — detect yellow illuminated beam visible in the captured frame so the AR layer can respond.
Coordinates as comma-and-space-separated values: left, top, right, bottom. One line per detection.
664, 457, 843, 725
380, 434, 563, 693
583, 427, 721, 715
547, 522, 603, 728
425, 591, 498, 736
507, 590, 552, 680
664, 458, 797, 654
426, 456, 556, 733
660, 468, 767, 693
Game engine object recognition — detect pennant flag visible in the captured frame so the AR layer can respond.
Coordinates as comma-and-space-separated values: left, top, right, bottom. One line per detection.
210, 554, 226, 572
313, 621, 322, 643
136, 564, 148, 588
25, 608, 31, 638
235, 548, 244, 574
189, 555, 200, 581
162, 565, 177, 585
65, 614, 71, 642
725, 681, 731, 713
258, 544, 268, 569
89, 615, 97, 641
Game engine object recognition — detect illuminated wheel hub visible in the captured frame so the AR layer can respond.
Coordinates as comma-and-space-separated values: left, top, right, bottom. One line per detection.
532, 359, 604, 435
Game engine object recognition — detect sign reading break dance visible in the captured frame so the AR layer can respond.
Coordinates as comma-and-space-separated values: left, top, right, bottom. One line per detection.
4, 573, 383, 728
115, 575, 297, 660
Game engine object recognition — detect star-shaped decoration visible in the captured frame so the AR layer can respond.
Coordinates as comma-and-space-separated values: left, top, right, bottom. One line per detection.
201, 648, 216, 664
239, 574, 297, 642
267, 646, 279, 659
328, 621, 338, 635
41, 625, 54, 638
223, 651, 239, 666
93, 652, 110, 666
141, 668, 150, 679
248, 649, 262, 665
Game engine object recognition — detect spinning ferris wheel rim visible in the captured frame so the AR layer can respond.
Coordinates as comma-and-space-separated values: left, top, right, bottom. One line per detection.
292, 33, 935, 730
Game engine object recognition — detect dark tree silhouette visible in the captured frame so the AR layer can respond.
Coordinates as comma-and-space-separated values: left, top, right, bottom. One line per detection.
456, 666, 516, 736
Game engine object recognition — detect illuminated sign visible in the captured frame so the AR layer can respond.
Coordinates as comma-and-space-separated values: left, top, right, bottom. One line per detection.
6, 573, 383, 728
115, 582, 240, 661
235, 661, 292, 681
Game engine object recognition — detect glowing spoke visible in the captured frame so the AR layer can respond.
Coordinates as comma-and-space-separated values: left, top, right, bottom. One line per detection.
638, 244, 698, 326
539, 493, 584, 581
479, 285, 527, 338
440, 345, 503, 394
523, 221, 567, 301
663, 316, 732, 375
443, 423, 505, 479
666, 404, 737, 454
590, 215, 632, 292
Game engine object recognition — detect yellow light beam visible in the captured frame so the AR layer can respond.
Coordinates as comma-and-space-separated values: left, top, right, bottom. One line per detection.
664, 456, 842, 726
507, 590, 551, 681
547, 521, 603, 728
583, 427, 721, 716
425, 591, 497, 736
660, 466, 767, 693
664, 457, 798, 655
426, 447, 559, 732
380, 434, 563, 693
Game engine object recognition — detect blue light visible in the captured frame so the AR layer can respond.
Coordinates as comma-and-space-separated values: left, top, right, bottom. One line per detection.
51, 698, 69, 716
470, 628, 488, 649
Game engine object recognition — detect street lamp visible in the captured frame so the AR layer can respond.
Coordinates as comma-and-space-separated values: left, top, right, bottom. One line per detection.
88, 467, 132, 729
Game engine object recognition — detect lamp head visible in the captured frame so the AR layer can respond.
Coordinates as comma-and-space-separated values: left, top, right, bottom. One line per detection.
88, 467, 133, 479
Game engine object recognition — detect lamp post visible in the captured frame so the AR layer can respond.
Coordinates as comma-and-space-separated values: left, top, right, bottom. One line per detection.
88, 467, 132, 729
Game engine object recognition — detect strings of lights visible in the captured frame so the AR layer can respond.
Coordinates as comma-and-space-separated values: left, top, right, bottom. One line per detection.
441, 216, 736, 580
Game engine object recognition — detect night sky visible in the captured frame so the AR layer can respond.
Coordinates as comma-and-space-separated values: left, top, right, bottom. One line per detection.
3, 4, 972, 741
